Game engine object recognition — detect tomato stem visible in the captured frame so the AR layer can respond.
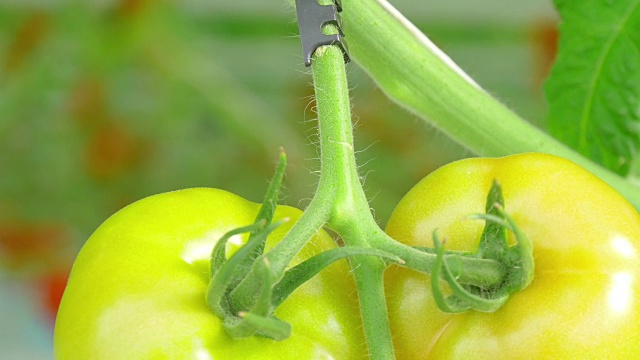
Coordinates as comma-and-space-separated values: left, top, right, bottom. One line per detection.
265, 191, 332, 275
371, 227, 506, 288
264, 37, 516, 359
257, 2, 534, 353
338, 0, 640, 210
310, 44, 398, 359
262, 42, 398, 358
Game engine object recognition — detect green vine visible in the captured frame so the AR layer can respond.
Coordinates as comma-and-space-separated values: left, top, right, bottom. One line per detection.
208, 42, 534, 359
203, 1, 640, 358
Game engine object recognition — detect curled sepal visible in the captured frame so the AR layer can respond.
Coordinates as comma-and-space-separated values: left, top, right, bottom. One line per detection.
236, 312, 292, 341
473, 206, 534, 293
473, 179, 508, 260
210, 222, 266, 278
225, 149, 288, 291
431, 231, 509, 313
430, 233, 470, 313
504, 209, 534, 291
431, 180, 534, 314
253, 148, 287, 228
206, 150, 298, 341
272, 246, 404, 308
209, 149, 287, 303
206, 220, 286, 317
224, 258, 291, 340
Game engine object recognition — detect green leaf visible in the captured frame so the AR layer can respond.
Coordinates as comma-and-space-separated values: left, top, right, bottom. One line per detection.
544, 0, 640, 176
630, 155, 640, 182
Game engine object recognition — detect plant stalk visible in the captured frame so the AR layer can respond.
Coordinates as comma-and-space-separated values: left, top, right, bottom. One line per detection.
338, 0, 640, 210
310, 45, 396, 360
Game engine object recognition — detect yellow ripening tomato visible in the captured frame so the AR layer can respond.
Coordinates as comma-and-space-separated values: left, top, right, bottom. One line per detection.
385, 153, 640, 359
55, 188, 367, 359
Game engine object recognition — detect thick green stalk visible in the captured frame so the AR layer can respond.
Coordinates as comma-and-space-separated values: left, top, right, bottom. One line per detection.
265, 43, 513, 358
335, 0, 640, 210
310, 45, 396, 360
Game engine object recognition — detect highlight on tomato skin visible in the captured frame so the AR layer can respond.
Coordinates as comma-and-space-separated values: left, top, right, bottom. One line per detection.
54, 188, 368, 360
384, 153, 640, 359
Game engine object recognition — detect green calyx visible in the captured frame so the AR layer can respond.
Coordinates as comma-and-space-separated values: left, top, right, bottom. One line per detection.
204, 149, 290, 340
207, 220, 291, 340
206, 149, 401, 341
431, 180, 535, 313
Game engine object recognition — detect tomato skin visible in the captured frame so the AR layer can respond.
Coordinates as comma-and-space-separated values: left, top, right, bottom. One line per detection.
385, 153, 640, 359
54, 188, 366, 359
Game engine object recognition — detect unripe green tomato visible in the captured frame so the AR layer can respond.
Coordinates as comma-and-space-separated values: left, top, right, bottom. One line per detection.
385, 153, 640, 359
55, 188, 367, 359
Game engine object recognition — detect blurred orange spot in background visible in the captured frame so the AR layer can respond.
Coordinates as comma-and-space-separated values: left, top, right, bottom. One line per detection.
4, 12, 49, 73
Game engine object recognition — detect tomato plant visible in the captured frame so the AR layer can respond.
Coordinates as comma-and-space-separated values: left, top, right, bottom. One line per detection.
385, 153, 640, 358
54, 188, 367, 359
53, 0, 640, 358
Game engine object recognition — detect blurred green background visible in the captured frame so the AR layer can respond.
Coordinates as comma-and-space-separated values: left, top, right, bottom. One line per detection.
0, 0, 557, 357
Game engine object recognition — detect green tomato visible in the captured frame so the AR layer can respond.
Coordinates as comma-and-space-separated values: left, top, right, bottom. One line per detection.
385, 153, 640, 359
55, 188, 367, 359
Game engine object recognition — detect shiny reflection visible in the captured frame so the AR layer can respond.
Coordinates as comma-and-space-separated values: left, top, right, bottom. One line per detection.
226, 233, 245, 255
180, 232, 220, 264
608, 272, 633, 314
181, 232, 245, 264
181, 238, 215, 265
193, 339, 213, 360
611, 236, 637, 259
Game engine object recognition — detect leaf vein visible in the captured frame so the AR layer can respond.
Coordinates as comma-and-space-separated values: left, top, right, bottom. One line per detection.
578, 0, 640, 151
